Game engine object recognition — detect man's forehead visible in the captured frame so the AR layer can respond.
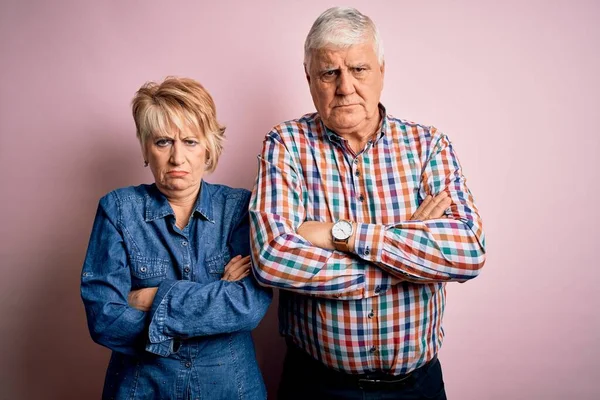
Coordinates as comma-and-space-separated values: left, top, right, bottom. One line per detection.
310, 43, 377, 65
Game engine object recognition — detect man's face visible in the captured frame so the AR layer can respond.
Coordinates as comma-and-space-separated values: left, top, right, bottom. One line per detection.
306, 42, 384, 136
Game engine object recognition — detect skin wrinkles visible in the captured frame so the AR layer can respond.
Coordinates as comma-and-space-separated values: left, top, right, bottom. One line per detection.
305, 42, 385, 153
143, 128, 207, 205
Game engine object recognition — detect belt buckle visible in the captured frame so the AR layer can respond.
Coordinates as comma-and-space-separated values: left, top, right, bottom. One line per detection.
357, 377, 381, 391
357, 373, 413, 390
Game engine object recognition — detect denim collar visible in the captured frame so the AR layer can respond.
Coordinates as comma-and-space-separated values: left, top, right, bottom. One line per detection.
144, 181, 215, 223
321, 103, 388, 145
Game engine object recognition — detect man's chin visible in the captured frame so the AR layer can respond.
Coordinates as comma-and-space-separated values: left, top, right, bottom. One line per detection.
325, 116, 365, 133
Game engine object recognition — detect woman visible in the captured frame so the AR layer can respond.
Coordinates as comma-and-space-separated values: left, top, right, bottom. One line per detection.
81, 77, 271, 399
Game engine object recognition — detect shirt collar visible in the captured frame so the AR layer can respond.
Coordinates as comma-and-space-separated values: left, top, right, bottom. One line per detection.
144, 181, 215, 223
321, 103, 388, 145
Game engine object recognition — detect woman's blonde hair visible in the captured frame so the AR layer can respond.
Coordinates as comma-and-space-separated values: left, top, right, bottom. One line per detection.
131, 77, 225, 173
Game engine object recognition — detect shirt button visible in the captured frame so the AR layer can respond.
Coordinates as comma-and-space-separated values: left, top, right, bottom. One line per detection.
355, 170, 360, 177
184, 267, 191, 273
358, 194, 365, 202
368, 310, 375, 319
374, 286, 381, 294
185, 362, 192, 368
369, 346, 377, 353
364, 247, 370, 256
354, 158, 359, 164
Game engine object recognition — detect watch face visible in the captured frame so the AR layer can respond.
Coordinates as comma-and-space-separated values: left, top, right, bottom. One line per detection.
332, 220, 353, 240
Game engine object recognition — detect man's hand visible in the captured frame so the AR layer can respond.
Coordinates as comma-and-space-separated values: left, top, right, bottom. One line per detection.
297, 221, 337, 251
128, 287, 158, 312
411, 192, 451, 221
222, 255, 252, 282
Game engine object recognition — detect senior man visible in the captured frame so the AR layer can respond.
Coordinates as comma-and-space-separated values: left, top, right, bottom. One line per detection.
250, 6, 486, 400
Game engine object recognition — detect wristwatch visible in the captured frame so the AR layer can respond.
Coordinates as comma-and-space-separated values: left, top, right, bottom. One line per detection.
331, 220, 354, 252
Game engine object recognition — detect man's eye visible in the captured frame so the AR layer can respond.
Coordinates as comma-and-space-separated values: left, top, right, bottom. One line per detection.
184, 140, 198, 146
354, 67, 366, 73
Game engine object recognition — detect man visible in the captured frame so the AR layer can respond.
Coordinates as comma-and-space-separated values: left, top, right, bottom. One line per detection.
250, 6, 486, 400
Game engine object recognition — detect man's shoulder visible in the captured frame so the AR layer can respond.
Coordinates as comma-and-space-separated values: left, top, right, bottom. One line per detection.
386, 114, 446, 143
268, 112, 321, 140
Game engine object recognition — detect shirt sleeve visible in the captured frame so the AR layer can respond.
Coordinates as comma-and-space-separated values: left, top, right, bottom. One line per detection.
249, 130, 391, 300
145, 196, 272, 357
80, 194, 148, 356
353, 131, 486, 283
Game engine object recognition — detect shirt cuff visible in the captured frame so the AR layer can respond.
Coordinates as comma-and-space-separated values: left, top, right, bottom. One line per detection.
145, 279, 179, 356
353, 223, 385, 262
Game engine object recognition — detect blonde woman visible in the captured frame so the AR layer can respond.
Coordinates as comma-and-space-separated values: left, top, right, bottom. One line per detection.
81, 77, 271, 399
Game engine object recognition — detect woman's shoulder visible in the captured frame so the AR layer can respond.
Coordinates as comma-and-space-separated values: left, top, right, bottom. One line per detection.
203, 182, 251, 202
99, 184, 154, 206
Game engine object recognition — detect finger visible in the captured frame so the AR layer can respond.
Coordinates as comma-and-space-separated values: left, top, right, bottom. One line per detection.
419, 192, 448, 219
223, 255, 249, 275
227, 262, 252, 280
225, 258, 251, 276
411, 195, 432, 220
427, 196, 452, 219
231, 269, 251, 282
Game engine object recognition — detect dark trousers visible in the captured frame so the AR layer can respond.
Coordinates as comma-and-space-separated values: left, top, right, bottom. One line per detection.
277, 344, 447, 400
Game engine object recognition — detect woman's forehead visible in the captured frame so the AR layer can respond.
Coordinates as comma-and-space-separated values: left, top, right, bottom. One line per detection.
150, 117, 204, 138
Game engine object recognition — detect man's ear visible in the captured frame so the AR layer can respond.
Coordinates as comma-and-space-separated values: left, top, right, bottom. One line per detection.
380, 61, 385, 89
304, 63, 311, 84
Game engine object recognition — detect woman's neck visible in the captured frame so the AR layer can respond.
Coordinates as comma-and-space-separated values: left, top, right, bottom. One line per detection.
162, 184, 201, 229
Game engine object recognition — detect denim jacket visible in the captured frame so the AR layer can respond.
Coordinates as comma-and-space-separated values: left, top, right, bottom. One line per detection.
81, 181, 271, 400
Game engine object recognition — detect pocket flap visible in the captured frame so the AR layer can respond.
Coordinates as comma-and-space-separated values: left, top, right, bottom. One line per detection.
129, 256, 169, 279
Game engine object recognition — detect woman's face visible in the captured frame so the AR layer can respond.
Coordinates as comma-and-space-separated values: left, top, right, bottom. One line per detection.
143, 127, 207, 197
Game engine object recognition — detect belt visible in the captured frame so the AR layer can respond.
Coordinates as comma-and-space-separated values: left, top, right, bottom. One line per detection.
285, 340, 437, 391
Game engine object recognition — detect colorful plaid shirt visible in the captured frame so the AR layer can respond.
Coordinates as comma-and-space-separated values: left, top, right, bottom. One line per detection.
249, 105, 486, 375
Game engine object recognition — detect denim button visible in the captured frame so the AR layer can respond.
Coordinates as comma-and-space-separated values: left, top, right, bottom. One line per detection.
140, 266, 147, 273
184, 267, 190, 273
182, 241, 188, 246
185, 362, 191, 368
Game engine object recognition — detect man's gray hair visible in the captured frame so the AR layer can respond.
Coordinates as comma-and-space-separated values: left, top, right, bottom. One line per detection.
304, 7, 384, 66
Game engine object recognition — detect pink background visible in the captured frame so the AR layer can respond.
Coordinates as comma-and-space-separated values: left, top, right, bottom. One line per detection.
1, 0, 598, 399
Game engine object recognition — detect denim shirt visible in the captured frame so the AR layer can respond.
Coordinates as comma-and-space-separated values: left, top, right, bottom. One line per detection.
81, 181, 272, 400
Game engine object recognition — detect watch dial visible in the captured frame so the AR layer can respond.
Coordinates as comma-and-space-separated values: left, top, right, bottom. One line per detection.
333, 221, 352, 239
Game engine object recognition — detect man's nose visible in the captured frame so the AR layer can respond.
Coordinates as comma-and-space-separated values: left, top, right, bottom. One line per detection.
336, 70, 355, 96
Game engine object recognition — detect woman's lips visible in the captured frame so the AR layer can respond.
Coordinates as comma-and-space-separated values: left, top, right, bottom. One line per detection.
167, 171, 188, 177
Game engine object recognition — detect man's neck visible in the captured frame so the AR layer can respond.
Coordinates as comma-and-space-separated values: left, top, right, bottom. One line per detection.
341, 114, 382, 154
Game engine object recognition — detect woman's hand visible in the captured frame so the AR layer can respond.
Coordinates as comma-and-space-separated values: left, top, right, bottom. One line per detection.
222, 255, 252, 282
127, 287, 158, 312
411, 192, 452, 221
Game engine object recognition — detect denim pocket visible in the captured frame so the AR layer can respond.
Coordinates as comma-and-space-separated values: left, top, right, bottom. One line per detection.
206, 250, 231, 275
129, 256, 169, 287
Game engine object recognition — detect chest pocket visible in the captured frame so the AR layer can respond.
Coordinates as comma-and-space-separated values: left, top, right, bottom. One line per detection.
129, 256, 169, 288
206, 249, 231, 278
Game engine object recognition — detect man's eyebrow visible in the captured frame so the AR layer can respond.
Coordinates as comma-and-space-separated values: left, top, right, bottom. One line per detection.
317, 66, 340, 73
349, 63, 371, 69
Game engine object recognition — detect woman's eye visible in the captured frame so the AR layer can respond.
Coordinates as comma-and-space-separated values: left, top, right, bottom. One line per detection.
184, 140, 198, 146
155, 139, 171, 147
